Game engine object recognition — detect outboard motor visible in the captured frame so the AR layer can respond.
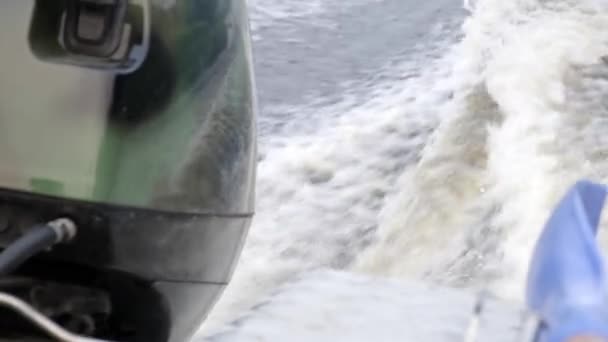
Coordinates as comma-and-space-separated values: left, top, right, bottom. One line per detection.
0, 1, 257, 341
526, 180, 608, 341
465, 181, 608, 342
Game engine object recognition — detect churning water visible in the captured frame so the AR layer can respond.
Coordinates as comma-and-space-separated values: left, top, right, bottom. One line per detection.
199, 0, 608, 339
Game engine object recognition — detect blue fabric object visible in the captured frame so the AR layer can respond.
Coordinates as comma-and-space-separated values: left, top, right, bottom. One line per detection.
526, 180, 608, 342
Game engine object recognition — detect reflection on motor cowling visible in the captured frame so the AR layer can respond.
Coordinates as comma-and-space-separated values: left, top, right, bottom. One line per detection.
0, 0, 256, 215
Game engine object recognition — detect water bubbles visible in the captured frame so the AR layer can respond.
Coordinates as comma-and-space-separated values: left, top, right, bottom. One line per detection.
463, 0, 477, 13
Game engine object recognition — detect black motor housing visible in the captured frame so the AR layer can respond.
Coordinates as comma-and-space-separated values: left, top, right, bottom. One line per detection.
0, 189, 252, 342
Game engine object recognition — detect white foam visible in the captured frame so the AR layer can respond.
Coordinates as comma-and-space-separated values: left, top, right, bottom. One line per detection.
199, 28, 460, 335
354, 0, 608, 300
203, 0, 608, 338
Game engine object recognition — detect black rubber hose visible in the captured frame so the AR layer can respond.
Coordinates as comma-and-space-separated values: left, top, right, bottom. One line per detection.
0, 225, 58, 276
